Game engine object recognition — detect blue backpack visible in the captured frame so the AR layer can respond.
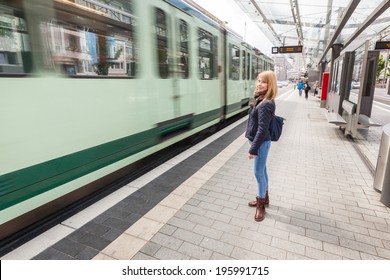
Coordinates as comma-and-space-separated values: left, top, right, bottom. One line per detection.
269, 115, 285, 141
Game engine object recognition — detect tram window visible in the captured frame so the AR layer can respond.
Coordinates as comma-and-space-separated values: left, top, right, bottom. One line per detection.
155, 8, 170, 79
0, 5, 32, 75
39, 0, 138, 77
247, 53, 250, 80
198, 28, 217, 80
178, 19, 189, 79
230, 44, 240, 80
259, 57, 264, 73
242, 50, 246, 80
251, 55, 258, 80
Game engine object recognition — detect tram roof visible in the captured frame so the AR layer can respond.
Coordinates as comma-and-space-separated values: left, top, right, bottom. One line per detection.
233, 0, 390, 67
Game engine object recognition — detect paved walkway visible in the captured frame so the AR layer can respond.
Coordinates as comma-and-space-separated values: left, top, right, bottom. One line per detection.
2, 89, 390, 260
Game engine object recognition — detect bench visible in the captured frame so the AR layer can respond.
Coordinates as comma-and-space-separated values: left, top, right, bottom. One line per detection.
326, 100, 381, 128
326, 100, 356, 126
326, 112, 347, 125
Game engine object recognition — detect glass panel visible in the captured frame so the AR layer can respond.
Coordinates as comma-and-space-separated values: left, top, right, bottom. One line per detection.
178, 19, 189, 79
364, 59, 375, 97
230, 44, 239, 80
0, 4, 31, 74
336, 59, 343, 94
331, 62, 339, 92
155, 8, 170, 79
351, 46, 364, 93
234, 0, 389, 68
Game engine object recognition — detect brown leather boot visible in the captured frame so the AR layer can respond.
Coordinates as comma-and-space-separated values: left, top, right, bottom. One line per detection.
248, 191, 269, 207
255, 197, 266, 221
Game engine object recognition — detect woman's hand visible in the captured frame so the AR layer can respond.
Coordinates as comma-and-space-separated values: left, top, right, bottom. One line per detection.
248, 154, 255, 159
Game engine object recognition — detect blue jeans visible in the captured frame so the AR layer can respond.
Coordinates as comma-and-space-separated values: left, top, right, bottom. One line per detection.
252, 141, 271, 198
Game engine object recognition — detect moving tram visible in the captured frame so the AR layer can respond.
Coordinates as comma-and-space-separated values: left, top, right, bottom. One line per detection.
0, 0, 274, 242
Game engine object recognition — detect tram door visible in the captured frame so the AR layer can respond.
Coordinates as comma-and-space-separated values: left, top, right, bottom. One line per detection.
170, 10, 194, 120
358, 51, 379, 117
154, 4, 193, 129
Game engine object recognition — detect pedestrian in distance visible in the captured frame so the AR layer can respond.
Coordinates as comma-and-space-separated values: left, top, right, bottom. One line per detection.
297, 80, 304, 96
245, 70, 277, 222
304, 81, 311, 100
313, 81, 320, 96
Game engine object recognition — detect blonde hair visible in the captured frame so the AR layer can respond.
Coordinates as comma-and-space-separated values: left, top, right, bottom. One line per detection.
255, 70, 277, 101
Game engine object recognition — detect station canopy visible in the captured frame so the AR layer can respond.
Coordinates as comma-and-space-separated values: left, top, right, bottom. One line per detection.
233, 0, 390, 67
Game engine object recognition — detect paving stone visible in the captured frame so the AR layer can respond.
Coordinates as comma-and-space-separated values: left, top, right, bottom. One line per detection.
212, 220, 242, 236
150, 233, 183, 251
339, 237, 378, 256
289, 233, 323, 250
306, 229, 339, 245
172, 228, 204, 245
177, 242, 213, 259
154, 247, 190, 260
323, 242, 361, 259
200, 237, 234, 256
230, 247, 267, 259
186, 213, 215, 227
305, 247, 342, 260
193, 224, 223, 240
220, 232, 253, 250
138, 241, 161, 257
270, 237, 305, 256
251, 242, 287, 260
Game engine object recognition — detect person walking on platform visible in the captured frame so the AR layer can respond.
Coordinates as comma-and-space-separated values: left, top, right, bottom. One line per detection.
297, 80, 304, 96
245, 70, 276, 222
313, 81, 319, 96
304, 81, 311, 100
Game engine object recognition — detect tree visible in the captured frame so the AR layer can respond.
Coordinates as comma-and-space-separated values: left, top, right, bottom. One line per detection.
377, 54, 385, 80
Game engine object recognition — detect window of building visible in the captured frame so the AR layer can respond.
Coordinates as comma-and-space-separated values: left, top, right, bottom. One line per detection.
0, 4, 31, 75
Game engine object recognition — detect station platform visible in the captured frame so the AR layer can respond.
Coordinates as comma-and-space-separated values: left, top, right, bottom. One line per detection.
2, 88, 390, 260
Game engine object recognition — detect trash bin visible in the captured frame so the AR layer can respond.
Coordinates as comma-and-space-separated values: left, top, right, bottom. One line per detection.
373, 124, 390, 207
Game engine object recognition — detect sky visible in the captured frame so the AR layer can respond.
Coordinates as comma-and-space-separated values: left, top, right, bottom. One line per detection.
191, 0, 274, 56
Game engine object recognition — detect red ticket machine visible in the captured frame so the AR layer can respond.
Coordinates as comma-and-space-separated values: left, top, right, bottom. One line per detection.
320, 72, 329, 108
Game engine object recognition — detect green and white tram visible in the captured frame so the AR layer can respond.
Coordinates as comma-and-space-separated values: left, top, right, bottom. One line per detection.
0, 0, 274, 241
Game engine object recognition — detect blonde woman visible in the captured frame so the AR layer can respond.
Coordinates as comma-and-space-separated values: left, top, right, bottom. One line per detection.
245, 70, 277, 221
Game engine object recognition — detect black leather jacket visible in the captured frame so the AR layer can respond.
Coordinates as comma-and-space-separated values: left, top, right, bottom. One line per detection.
245, 99, 275, 155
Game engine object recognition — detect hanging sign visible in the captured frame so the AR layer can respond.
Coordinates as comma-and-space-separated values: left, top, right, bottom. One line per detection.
279, 46, 302, 53
375, 41, 390, 50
